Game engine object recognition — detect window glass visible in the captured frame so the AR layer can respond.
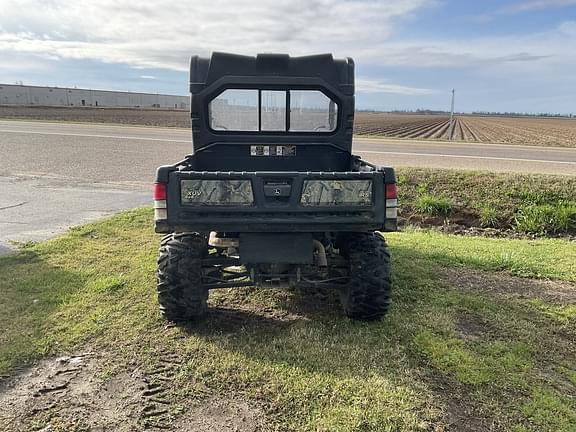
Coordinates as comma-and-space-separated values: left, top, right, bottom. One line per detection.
289, 90, 337, 132
261, 90, 286, 131
209, 89, 258, 131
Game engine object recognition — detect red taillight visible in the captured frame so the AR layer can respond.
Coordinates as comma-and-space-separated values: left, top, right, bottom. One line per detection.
153, 183, 167, 200
385, 183, 397, 199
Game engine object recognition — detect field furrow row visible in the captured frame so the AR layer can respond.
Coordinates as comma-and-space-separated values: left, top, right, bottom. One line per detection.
354, 113, 576, 147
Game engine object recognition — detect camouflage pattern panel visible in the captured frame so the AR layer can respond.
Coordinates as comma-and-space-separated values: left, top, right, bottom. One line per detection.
181, 180, 254, 206
300, 180, 372, 206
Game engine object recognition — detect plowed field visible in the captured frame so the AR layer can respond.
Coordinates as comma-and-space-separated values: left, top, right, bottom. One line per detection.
354, 112, 576, 147
1, 106, 575, 147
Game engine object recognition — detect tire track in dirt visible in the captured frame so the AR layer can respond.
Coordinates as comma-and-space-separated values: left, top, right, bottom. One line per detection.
0, 348, 266, 431
140, 351, 183, 430
0, 351, 183, 431
0, 352, 142, 431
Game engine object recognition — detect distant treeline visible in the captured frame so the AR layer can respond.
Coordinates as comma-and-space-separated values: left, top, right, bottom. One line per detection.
469, 111, 574, 118
356, 109, 449, 115
357, 108, 574, 118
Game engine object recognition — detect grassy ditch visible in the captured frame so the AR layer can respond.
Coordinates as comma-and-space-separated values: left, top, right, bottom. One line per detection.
397, 168, 576, 236
1, 208, 575, 431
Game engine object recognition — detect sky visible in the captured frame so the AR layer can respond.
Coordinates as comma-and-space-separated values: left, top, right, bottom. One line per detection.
0, 0, 575, 114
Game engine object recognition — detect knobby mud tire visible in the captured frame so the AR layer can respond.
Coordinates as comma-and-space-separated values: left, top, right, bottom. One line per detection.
156, 233, 208, 321
339, 232, 392, 321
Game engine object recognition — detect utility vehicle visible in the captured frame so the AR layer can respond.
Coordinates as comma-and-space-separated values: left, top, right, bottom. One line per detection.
154, 52, 398, 321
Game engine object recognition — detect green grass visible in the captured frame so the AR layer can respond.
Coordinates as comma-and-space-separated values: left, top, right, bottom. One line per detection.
390, 228, 576, 281
397, 168, 576, 235
1, 208, 575, 431
515, 202, 576, 234
522, 388, 576, 432
414, 193, 452, 217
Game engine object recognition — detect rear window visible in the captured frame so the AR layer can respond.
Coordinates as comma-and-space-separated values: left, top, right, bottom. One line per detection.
289, 90, 337, 132
208, 89, 338, 133
209, 89, 258, 131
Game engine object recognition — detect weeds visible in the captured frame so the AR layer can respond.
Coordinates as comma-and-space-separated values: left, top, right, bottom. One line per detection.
479, 204, 499, 228
414, 193, 452, 217
398, 169, 576, 235
515, 202, 576, 234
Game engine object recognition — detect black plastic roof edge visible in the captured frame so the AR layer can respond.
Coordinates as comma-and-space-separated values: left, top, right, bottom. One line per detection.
190, 52, 354, 95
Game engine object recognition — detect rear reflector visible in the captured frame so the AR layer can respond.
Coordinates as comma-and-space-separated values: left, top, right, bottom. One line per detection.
154, 199, 167, 220
154, 208, 167, 220
385, 183, 397, 199
153, 183, 167, 200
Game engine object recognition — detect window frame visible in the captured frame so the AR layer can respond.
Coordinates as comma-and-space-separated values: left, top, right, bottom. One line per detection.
206, 87, 340, 135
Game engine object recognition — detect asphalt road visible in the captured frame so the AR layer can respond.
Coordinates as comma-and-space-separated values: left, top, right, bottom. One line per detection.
2, 119, 575, 181
1, 119, 575, 254
0, 176, 148, 255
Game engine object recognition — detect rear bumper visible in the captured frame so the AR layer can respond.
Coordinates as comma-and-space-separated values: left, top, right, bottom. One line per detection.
155, 168, 397, 233
156, 219, 397, 233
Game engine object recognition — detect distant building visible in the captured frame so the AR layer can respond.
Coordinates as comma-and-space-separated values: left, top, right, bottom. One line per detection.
0, 84, 189, 110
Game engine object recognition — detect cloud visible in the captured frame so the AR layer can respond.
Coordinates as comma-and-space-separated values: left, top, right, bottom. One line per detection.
360, 20, 575, 70
0, 0, 432, 71
1, 0, 576, 114
0, 0, 571, 76
356, 78, 438, 96
467, 1, 576, 23
559, 20, 576, 36
140, 75, 157, 80
354, 45, 552, 70
499, 0, 576, 14
0, 51, 51, 73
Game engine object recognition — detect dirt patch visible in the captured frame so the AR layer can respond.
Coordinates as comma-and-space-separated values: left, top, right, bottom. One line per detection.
183, 305, 298, 336
403, 208, 481, 230
173, 397, 266, 431
455, 313, 495, 341
441, 267, 576, 304
0, 353, 142, 432
425, 372, 508, 432
400, 217, 576, 241
442, 394, 500, 432
205, 285, 341, 327
436, 225, 575, 241
0, 352, 266, 432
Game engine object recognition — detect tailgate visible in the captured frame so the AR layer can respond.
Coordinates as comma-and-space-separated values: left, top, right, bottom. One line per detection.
156, 170, 394, 233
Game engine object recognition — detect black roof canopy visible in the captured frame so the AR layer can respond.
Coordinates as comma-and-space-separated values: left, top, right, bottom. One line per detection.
190, 52, 355, 95
187, 52, 356, 171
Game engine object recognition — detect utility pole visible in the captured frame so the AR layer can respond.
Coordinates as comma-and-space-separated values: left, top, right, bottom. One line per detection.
447, 88, 455, 141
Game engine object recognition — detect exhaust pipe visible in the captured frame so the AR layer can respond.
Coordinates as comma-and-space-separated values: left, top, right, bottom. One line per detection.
208, 231, 239, 248
312, 240, 328, 267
